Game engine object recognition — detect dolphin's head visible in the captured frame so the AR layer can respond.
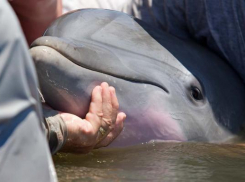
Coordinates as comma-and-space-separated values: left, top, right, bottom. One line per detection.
30, 9, 245, 146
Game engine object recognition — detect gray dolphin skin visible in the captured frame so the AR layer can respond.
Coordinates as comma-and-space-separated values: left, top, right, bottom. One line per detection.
30, 9, 245, 147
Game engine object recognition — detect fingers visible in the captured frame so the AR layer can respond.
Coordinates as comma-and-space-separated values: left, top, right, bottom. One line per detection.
100, 82, 113, 131
85, 82, 124, 148
95, 112, 126, 148
98, 83, 120, 138
109, 86, 119, 126
85, 85, 103, 133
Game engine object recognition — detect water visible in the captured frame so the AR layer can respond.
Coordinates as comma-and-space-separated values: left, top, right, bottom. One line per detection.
54, 142, 245, 182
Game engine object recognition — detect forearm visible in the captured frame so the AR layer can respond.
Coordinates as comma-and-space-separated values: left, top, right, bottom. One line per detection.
42, 106, 68, 154
9, 0, 62, 45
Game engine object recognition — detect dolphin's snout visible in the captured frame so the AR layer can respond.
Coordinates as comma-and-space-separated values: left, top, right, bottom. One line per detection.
31, 36, 170, 94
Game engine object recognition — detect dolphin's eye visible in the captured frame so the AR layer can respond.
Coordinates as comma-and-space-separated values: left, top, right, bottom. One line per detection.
191, 87, 203, 101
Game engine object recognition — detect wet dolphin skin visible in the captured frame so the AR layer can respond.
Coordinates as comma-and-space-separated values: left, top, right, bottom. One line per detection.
30, 9, 245, 147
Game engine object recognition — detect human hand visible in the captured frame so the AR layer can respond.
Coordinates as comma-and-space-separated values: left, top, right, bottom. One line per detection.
59, 82, 126, 153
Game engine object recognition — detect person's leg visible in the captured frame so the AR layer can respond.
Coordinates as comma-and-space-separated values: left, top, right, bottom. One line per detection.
9, 0, 62, 45
0, 1, 56, 181
122, 0, 191, 39
122, 0, 245, 83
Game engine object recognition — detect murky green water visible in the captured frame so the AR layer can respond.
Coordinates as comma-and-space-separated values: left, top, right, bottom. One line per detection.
54, 142, 245, 182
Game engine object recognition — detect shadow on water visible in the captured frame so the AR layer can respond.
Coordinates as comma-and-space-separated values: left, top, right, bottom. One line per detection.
54, 142, 245, 182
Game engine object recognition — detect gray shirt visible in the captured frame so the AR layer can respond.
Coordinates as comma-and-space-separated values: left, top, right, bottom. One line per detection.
0, 1, 57, 181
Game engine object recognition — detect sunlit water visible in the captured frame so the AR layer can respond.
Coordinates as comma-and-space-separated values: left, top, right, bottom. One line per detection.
54, 142, 245, 182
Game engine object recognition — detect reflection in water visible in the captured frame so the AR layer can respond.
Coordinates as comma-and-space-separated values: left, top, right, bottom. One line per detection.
54, 142, 245, 182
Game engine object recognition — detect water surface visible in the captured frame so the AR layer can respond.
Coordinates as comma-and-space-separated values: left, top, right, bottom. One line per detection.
54, 142, 245, 182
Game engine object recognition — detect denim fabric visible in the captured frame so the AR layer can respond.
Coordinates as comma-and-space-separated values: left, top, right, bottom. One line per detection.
123, 0, 245, 83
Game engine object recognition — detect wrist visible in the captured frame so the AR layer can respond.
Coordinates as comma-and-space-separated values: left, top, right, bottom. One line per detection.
43, 107, 68, 154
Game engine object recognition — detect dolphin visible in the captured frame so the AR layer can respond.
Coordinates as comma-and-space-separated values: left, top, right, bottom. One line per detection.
30, 9, 245, 147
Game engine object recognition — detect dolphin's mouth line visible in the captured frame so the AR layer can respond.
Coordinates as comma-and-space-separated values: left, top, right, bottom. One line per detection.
67, 52, 170, 93
32, 44, 169, 93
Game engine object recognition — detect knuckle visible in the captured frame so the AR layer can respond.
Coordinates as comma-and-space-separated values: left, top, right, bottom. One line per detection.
108, 125, 114, 131
86, 128, 95, 137
113, 102, 119, 110
79, 125, 91, 136
79, 123, 95, 138
87, 112, 100, 121
86, 112, 93, 120
102, 117, 112, 125
96, 112, 103, 118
